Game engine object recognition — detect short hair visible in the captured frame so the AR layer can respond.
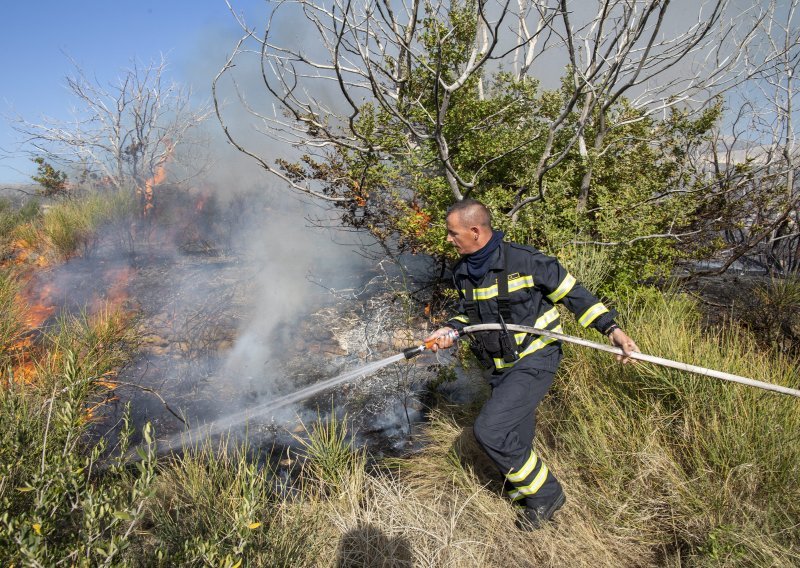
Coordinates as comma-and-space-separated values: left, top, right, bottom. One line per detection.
446, 199, 492, 229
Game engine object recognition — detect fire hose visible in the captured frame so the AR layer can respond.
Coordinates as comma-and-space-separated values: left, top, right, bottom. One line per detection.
404, 324, 800, 398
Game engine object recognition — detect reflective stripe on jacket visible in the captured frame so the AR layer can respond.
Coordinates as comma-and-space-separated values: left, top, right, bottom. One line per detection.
445, 241, 616, 372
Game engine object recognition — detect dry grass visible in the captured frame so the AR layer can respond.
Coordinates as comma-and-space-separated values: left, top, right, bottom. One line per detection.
316, 413, 654, 568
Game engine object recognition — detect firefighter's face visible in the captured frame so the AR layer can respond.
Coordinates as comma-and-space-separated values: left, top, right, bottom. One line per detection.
446, 212, 482, 255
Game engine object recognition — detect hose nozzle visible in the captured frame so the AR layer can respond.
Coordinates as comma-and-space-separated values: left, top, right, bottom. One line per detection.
403, 329, 459, 359
403, 345, 426, 359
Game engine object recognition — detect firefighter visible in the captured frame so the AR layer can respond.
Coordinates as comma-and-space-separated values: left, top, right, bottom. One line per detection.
425, 199, 639, 530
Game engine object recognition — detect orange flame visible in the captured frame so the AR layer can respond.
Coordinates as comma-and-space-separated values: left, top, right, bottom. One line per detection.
1, 239, 50, 270
8, 263, 134, 386
141, 143, 175, 216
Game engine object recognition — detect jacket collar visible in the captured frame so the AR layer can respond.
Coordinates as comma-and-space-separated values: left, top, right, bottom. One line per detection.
453, 241, 505, 279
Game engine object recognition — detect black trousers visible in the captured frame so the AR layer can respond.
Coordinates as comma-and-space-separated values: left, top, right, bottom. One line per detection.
472, 354, 562, 508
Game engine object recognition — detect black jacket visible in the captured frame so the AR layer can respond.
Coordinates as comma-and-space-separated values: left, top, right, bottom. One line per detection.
446, 241, 617, 372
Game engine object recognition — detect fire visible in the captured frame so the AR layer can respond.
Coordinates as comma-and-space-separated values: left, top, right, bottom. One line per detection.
8, 281, 57, 384
8, 263, 134, 387
1, 239, 50, 269
89, 266, 133, 315
140, 142, 175, 216
194, 190, 211, 212
20, 281, 57, 329
7, 334, 38, 384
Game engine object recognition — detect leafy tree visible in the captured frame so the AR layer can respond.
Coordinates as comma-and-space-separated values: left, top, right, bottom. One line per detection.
31, 157, 68, 198
217, 0, 780, 284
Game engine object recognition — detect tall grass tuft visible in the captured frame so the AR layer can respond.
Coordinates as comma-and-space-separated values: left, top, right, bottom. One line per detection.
143, 438, 324, 566
296, 412, 366, 497
33, 307, 135, 394
0, 197, 40, 245
0, 271, 24, 369
38, 190, 136, 258
556, 244, 613, 294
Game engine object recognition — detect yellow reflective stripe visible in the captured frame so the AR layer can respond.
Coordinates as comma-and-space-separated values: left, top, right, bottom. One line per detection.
493, 325, 562, 369
510, 307, 560, 344
578, 302, 609, 327
547, 273, 576, 303
452, 315, 469, 323
461, 284, 497, 300
535, 307, 559, 329
460, 275, 535, 301
508, 464, 549, 500
507, 451, 538, 484
508, 275, 535, 292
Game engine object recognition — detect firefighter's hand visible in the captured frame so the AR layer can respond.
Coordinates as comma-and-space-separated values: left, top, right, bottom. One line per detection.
609, 328, 639, 364
424, 327, 456, 352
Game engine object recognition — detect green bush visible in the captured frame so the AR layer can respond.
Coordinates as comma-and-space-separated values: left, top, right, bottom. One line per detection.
31, 157, 68, 198
1, 350, 155, 567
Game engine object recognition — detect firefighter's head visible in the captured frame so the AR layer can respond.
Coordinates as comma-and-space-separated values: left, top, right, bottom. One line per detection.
446, 199, 493, 255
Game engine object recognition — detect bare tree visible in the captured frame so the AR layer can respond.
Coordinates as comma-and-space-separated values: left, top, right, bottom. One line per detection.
684, 0, 800, 275
13, 57, 211, 208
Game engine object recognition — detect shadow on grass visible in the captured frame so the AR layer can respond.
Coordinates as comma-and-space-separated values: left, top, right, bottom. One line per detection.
335, 522, 413, 567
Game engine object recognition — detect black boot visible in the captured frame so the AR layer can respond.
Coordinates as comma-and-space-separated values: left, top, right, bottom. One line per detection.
516, 489, 566, 531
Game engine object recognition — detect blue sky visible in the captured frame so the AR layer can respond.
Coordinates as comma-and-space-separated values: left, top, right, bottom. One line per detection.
0, 0, 266, 183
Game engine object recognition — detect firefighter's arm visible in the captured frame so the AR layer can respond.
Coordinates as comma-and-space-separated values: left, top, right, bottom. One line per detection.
532, 252, 618, 334
533, 252, 640, 363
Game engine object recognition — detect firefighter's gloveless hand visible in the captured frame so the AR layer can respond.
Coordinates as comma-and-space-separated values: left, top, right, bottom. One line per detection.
609, 328, 639, 364
424, 327, 457, 352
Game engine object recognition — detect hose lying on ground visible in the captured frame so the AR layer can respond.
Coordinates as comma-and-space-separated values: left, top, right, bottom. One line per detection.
461, 324, 800, 398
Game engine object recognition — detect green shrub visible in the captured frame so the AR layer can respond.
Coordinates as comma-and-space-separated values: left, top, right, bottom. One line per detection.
0, 351, 156, 566
31, 157, 68, 198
